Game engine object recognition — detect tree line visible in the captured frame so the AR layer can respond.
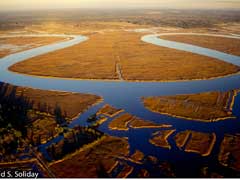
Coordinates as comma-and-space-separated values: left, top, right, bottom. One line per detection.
0, 83, 67, 161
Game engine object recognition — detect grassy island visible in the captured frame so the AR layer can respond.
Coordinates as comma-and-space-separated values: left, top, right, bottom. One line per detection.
174, 130, 216, 156
9, 31, 239, 81
184, 131, 216, 156
149, 130, 176, 149
97, 104, 123, 117
109, 113, 133, 130
108, 112, 172, 131
143, 90, 237, 122
129, 118, 172, 129
130, 150, 145, 163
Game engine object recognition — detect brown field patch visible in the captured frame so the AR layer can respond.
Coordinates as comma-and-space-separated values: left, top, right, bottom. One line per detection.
129, 118, 172, 129
97, 104, 124, 117
1, 83, 101, 120
109, 113, 133, 131
174, 130, 191, 149
9, 32, 119, 80
9, 31, 239, 81
174, 130, 216, 156
184, 131, 216, 156
161, 35, 240, 56
108, 111, 171, 131
143, 90, 236, 122
49, 136, 129, 178
149, 130, 176, 149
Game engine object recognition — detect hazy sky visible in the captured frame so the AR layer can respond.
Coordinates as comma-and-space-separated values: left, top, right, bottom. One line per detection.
1, 0, 240, 10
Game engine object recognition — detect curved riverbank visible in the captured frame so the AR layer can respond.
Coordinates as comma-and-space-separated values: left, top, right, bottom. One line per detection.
160, 34, 240, 56
7, 65, 240, 83
7, 32, 240, 82
142, 33, 240, 66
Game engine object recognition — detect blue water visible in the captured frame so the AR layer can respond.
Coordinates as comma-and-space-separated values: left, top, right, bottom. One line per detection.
1, 33, 240, 177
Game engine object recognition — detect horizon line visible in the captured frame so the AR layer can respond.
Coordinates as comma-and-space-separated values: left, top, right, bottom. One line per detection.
1, 6, 240, 12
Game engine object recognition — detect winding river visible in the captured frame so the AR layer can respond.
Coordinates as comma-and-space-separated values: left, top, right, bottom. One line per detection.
1, 33, 240, 177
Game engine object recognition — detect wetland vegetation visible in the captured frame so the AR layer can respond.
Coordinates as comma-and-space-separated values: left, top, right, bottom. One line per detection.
161, 35, 240, 56
1, 7, 240, 178
108, 111, 172, 131
143, 90, 237, 122
9, 31, 239, 81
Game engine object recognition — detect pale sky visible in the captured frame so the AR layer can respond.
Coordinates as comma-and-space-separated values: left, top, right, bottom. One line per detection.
1, 0, 240, 10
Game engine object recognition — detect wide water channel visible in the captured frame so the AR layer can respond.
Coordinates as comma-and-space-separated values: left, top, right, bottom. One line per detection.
1, 33, 240, 177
